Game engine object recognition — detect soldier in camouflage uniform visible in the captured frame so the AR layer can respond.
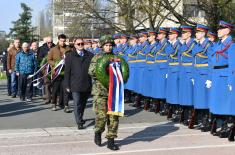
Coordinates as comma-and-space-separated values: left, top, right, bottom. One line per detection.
88, 35, 119, 151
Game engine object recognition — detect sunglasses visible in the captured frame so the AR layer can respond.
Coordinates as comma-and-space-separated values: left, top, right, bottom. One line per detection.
47, 42, 52, 44
76, 43, 84, 46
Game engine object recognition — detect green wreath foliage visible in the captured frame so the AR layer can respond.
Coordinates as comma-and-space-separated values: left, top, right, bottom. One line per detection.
95, 53, 129, 88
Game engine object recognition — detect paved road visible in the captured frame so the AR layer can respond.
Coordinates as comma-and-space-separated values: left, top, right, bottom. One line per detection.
0, 80, 166, 130
0, 122, 234, 155
0, 80, 235, 155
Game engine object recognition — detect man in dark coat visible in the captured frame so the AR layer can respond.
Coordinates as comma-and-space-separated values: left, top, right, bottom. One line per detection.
64, 38, 93, 129
38, 37, 55, 104
37, 37, 55, 63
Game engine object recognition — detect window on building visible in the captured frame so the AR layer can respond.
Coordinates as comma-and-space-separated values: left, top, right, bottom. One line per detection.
183, 4, 205, 18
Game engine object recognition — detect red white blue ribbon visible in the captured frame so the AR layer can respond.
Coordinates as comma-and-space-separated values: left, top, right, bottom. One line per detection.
28, 62, 49, 79
30, 59, 64, 86
51, 59, 65, 81
107, 62, 125, 117
28, 63, 50, 87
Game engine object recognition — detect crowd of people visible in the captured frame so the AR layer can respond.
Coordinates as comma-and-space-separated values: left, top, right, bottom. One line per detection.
2, 36, 100, 103
1, 35, 101, 126
1, 19, 235, 151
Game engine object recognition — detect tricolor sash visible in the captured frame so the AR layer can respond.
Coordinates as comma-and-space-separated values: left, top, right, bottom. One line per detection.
107, 61, 125, 117
27, 62, 49, 79
30, 59, 64, 86
28, 62, 50, 88
51, 59, 65, 81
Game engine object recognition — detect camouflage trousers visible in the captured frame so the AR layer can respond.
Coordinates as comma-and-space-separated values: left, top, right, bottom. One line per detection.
93, 95, 119, 139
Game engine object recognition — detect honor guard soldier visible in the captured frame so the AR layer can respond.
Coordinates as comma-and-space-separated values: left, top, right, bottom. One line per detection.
166, 27, 182, 121
124, 34, 140, 103
118, 34, 129, 60
207, 31, 217, 43
132, 32, 149, 108
178, 26, 200, 125
142, 31, 158, 111
91, 40, 101, 55
188, 24, 212, 130
227, 25, 235, 142
207, 21, 235, 139
112, 33, 122, 54
84, 40, 93, 53
151, 28, 173, 115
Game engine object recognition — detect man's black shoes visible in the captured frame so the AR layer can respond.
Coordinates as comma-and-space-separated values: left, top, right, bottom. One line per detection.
20, 97, 25, 101
78, 124, 85, 130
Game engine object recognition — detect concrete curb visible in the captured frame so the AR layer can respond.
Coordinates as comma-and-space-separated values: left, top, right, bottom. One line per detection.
0, 122, 180, 139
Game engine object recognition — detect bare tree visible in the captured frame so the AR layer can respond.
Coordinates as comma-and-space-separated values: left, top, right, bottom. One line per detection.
52, 0, 235, 37
82, 0, 177, 33
196, 0, 235, 31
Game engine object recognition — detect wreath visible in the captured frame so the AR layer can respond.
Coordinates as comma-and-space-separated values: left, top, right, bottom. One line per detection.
95, 53, 129, 88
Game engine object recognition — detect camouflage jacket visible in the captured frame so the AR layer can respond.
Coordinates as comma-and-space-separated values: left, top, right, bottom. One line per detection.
88, 53, 108, 97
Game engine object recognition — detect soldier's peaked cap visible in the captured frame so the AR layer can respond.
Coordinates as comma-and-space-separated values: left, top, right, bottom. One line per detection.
219, 20, 234, 30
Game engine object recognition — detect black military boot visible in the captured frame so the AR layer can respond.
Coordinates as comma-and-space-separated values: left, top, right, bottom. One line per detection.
179, 107, 185, 124
188, 109, 196, 129
159, 101, 168, 116
167, 105, 173, 120
144, 98, 150, 111
133, 95, 141, 108
228, 124, 235, 142
149, 99, 155, 112
171, 105, 180, 122
107, 138, 119, 150
183, 108, 190, 126
124, 90, 131, 103
219, 121, 229, 138
154, 100, 161, 114
200, 114, 211, 132
94, 132, 102, 146
211, 118, 217, 135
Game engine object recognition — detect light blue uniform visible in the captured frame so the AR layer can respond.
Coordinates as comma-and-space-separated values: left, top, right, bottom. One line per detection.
118, 43, 129, 60
143, 42, 158, 97
228, 41, 235, 116
134, 41, 149, 94
178, 38, 201, 106
125, 44, 140, 91
113, 44, 122, 55
92, 47, 101, 55
166, 40, 181, 104
151, 39, 173, 99
193, 38, 212, 109
209, 35, 235, 115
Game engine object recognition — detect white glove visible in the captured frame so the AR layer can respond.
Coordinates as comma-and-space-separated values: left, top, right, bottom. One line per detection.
228, 85, 232, 91
205, 80, 212, 89
27, 74, 34, 79
191, 79, 195, 85
166, 74, 168, 79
